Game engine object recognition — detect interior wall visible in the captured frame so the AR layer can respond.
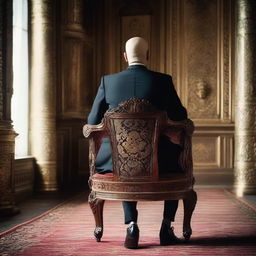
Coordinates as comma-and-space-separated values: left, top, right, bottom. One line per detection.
94, 0, 235, 186
56, 0, 93, 187
56, 0, 235, 187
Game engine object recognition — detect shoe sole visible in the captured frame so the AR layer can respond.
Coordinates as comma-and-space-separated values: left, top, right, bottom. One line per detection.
124, 237, 139, 249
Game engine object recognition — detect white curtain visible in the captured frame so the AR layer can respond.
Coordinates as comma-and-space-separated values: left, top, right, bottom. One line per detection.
12, 0, 28, 157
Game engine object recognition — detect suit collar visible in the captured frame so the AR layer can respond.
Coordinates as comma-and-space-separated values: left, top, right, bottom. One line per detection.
127, 65, 148, 70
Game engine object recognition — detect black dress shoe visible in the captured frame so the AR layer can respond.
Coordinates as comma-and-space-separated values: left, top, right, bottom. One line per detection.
124, 223, 139, 249
159, 222, 181, 246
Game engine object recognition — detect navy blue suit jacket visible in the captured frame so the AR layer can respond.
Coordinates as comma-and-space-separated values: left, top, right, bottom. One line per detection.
87, 65, 187, 173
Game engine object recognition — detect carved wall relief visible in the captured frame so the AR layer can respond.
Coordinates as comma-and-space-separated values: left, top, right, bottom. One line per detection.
184, 0, 218, 120
195, 80, 210, 100
189, 79, 214, 117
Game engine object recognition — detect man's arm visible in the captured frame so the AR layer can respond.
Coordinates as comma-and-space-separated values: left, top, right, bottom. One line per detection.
166, 76, 187, 121
87, 77, 108, 125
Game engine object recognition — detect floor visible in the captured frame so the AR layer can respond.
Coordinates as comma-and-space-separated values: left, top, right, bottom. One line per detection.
1, 189, 256, 256
0, 187, 256, 234
0, 190, 84, 233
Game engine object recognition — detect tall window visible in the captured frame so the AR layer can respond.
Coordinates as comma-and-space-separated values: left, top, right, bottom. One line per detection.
12, 0, 29, 157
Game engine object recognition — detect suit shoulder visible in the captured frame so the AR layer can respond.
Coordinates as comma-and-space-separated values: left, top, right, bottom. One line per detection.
149, 70, 172, 81
103, 70, 127, 79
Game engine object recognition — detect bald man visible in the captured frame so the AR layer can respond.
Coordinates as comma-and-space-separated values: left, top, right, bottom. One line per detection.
87, 37, 187, 249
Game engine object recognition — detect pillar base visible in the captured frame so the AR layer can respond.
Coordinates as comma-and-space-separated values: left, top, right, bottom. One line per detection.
0, 203, 20, 217
233, 184, 256, 197
0, 121, 19, 217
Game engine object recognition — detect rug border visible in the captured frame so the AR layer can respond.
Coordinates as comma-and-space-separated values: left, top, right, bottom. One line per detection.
224, 189, 256, 213
0, 192, 86, 238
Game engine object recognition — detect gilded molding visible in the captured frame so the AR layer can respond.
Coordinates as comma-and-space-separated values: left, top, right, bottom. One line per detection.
222, 0, 232, 121
234, 0, 256, 195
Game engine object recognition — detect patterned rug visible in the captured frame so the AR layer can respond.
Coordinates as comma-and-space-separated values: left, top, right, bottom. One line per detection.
0, 190, 256, 256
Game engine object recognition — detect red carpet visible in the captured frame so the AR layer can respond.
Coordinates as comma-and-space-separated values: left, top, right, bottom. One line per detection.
0, 190, 256, 255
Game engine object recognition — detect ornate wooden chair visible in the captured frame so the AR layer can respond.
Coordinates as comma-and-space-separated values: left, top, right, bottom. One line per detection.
83, 97, 197, 243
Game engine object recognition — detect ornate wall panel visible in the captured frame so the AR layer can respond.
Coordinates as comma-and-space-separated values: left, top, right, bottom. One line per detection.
56, 0, 94, 187
192, 129, 234, 186
184, 0, 216, 120
193, 136, 220, 168
60, 37, 93, 117
58, 0, 93, 119
179, 0, 233, 123
171, 0, 235, 185
193, 132, 233, 169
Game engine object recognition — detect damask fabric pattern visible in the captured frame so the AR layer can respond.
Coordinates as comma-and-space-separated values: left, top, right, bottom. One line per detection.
0, 190, 256, 255
111, 118, 155, 179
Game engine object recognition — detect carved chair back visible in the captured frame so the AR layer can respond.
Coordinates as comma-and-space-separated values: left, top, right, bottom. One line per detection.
83, 97, 195, 201
104, 99, 166, 182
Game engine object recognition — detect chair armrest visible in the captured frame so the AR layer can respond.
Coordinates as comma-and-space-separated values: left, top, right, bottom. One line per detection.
163, 119, 194, 145
163, 119, 195, 181
83, 123, 106, 138
83, 122, 108, 179
165, 119, 194, 136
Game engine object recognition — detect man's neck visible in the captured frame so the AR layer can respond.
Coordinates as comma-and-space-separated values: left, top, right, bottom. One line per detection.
128, 62, 146, 66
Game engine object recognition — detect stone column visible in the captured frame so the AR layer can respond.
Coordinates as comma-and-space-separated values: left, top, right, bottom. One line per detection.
0, 0, 19, 216
234, 0, 256, 196
30, 0, 58, 191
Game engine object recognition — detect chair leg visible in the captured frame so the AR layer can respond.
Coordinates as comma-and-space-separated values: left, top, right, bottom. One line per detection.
182, 189, 197, 241
89, 194, 105, 242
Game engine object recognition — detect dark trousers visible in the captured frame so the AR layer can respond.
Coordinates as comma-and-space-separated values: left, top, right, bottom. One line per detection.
122, 200, 179, 224
122, 138, 181, 224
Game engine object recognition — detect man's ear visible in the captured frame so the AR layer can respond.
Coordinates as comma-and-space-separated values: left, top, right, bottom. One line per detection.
124, 52, 128, 62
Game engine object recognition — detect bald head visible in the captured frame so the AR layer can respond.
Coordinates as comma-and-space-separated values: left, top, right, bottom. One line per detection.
124, 37, 149, 65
